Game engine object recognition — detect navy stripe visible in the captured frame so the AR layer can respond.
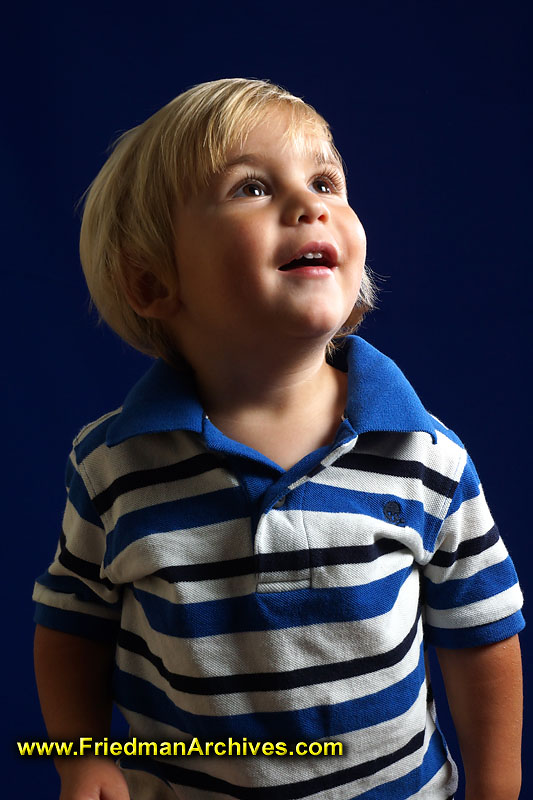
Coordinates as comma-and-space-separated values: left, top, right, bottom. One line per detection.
430, 525, 500, 568
154, 539, 405, 583
117, 610, 421, 696
67, 469, 104, 528
58, 531, 115, 590
92, 453, 221, 515
334, 452, 458, 499
356, 728, 449, 799
132, 568, 413, 638
114, 642, 426, 740
155, 554, 256, 582
122, 729, 431, 800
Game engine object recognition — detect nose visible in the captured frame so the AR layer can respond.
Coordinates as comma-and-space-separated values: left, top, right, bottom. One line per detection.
281, 188, 330, 226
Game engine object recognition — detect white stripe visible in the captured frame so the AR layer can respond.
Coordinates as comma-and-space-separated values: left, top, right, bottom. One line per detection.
104, 517, 251, 587
32, 583, 120, 619
304, 511, 428, 562
434, 488, 495, 549
73, 407, 121, 445
117, 682, 445, 799
116, 617, 424, 716
315, 468, 453, 521
62, 499, 106, 561
424, 536, 508, 584
354, 427, 464, 480
426, 583, 523, 629
122, 571, 421, 679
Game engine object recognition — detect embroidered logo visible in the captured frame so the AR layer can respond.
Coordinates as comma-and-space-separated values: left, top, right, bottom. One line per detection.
383, 500, 406, 526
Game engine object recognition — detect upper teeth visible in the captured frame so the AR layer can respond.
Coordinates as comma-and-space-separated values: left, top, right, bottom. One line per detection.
303, 252, 323, 259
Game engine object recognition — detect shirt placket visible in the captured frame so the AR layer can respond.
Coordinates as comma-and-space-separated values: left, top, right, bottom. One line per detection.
254, 435, 359, 593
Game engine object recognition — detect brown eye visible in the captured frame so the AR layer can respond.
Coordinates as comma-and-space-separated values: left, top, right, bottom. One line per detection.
233, 181, 266, 198
313, 178, 332, 194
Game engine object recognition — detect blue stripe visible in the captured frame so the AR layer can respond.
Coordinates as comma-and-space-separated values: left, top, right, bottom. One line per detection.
425, 609, 525, 648
35, 573, 120, 608
295, 484, 444, 549
118, 731, 435, 799
34, 603, 119, 642
445, 454, 481, 517
104, 487, 247, 567
132, 568, 412, 638
105, 484, 443, 569
67, 468, 104, 528
424, 556, 519, 609
107, 481, 442, 527
356, 728, 450, 799
114, 641, 426, 739
297, 483, 425, 516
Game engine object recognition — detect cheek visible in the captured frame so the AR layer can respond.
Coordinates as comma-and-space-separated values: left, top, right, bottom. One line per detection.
348, 213, 367, 261
221, 219, 268, 267
344, 215, 367, 298
357, 220, 367, 254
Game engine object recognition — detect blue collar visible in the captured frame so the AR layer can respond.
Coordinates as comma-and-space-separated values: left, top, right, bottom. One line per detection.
106, 336, 437, 446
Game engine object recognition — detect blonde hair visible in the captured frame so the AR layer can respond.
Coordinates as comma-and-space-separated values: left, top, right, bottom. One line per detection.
79, 77, 377, 360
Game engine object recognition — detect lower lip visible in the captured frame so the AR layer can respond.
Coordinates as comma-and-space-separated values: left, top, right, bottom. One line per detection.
279, 266, 335, 278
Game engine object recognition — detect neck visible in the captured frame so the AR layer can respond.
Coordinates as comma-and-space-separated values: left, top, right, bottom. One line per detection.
170, 333, 349, 471
180, 334, 339, 421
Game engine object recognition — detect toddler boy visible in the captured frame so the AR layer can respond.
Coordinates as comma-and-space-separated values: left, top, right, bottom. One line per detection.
34, 78, 524, 800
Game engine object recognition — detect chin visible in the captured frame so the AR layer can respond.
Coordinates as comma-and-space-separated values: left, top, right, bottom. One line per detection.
291, 312, 347, 342
305, 304, 348, 331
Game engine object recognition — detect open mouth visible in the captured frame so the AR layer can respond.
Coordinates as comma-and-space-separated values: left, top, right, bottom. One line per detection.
278, 244, 338, 271
279, 254, 332, 271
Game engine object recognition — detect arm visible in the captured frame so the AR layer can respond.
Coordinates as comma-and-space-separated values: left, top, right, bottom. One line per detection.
34, 624, 130, 800
436, 634, 523, 800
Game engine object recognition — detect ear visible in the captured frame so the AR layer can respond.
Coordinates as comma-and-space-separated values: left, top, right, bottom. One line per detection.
122, 264, 180, 320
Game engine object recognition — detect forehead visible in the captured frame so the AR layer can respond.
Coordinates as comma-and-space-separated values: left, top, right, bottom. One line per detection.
176, 100, 343, 201
221, 106, 340, 168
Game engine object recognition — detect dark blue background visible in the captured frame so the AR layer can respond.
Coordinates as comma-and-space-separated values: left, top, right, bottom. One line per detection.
4, 2, 531, 797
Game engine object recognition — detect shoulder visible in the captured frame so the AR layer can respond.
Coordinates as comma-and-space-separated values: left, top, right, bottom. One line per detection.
427, 411, 464, 449
67, 413, 210, 531
72, 407, 123, 464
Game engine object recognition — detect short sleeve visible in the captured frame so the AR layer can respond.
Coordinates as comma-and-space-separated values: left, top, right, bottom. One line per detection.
422, 452, 524, 648
33, 447, 122, 642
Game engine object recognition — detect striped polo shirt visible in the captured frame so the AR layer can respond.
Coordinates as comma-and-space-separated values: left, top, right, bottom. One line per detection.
34, 336, 524, 799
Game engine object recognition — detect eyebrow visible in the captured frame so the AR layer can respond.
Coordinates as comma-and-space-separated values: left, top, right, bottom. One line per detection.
223, 151, 344, 171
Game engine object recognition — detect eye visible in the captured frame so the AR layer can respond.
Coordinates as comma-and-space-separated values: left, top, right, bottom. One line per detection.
311, 168, 345, 195
312, 177, 333, 194
232, 176, 268, 198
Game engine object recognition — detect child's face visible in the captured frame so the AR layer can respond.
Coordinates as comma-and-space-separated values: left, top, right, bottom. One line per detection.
170, 109, 366, 355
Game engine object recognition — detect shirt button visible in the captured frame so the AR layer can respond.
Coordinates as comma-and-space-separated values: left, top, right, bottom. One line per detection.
273, 496, 286, 509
